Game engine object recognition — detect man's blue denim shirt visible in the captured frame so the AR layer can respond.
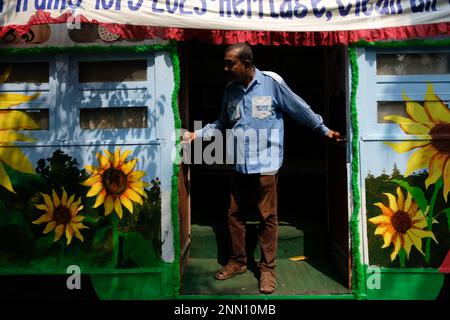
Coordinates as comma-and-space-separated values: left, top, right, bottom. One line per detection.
195, 67, 330, 174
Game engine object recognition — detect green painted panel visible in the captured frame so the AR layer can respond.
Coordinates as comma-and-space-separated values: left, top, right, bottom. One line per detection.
90, 272, 163, 300
366, 269, 444, 300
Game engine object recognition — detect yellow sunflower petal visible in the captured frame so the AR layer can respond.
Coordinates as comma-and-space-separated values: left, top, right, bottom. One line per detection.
369, 214, 391, 225
81, 175, 101, 187
54, 224, 65, 242
443, 159, 450, 202
411, 214, 428, 229
52, 190, 60, 207
97, 152, 110, 170
374, 202, 394, 216
0, 110, 40, 130
407, 202, 419, 219
0, 65, 12, 83
34, 203, 49, 212
129, 181, 149, 189
405, 100, 433, 127
123, 188, 143, 205
119, 194, 134, 214
119, 149, 132, 165
382, 230, 393, 248
93, 189, 107, 208
84, 165, 98, 175
0, 131, 35, 143
384, 140, 431, 154
32, 213, 52, 225
0, 162, 15, 193
121, 159, 137, 175
86, 181, 104, 197
406, 229, 425, 254
404, 191, 412, 212
104, 195, 114, 216
113, 148, 121, 167
390, 236, 402, 261
41, 193, 53, 211
424, 84, 450, 123
403, 233, 413, 258
69, 198, 82, 216
405, 145, 435, 176
0, 146, 34, 174
72, 227, 84, 242
425, 154, 448, 189
71, 222, 88, 230
411, 228, 438, 243
71, 215, 84, 223
383, 192, 398, 212
114, 197, 123, 219
384, 115, 430, 135
65, 224, 74, 245
396, 187, 404, 211
61, 188, 68, 206
65, 194, 75, 208
374, 225, 388, 235
0, 92, 40, 109
43, 221, 56, 234
128, 170, 145, 181
130, 186, 146, 197
104, 149, 114, 162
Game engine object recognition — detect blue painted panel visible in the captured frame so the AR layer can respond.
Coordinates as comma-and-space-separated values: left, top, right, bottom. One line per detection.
357, 47, 450, 273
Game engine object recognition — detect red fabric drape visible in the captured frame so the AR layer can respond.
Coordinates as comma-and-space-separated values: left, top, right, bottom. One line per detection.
2, 11, 450, 46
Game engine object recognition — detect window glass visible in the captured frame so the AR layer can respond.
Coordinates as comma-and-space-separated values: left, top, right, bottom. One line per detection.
0, 109, 49, 130
79, 60, 147, 82
377, 53, 450, 75
0, 62, 49, 83
80, 107, 148, 129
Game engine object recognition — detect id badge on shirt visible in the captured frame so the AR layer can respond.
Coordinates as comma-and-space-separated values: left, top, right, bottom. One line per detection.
252, 96, 273, 120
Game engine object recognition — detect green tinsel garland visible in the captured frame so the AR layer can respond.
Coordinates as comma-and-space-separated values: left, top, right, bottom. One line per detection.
354, 38, 450, 49
0, 41, 183, 298
169, 45, 182, 299
348, 47, 366, 300
0, 43, 174, 56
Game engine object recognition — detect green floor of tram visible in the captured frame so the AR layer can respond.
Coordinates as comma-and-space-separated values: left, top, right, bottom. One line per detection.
181, 223, 351, 296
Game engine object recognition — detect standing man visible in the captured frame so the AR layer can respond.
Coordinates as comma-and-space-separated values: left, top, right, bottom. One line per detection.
183, 43, 341, 294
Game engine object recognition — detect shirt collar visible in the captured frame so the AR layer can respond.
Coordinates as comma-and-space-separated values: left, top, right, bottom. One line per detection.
237, 66, 261, 91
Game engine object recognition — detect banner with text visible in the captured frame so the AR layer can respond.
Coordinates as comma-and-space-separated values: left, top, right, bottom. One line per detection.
1, 0, 450, 32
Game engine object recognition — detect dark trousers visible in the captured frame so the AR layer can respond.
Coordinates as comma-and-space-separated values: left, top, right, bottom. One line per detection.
228, 171, 278, 273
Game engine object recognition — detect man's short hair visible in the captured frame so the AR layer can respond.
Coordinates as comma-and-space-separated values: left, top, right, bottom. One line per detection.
225, 43, 253, 64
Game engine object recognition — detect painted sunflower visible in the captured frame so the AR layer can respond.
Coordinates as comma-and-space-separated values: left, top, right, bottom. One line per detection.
0, 65, 40, 193
82, 148, 149, 219
369, 187, 437, 261
32, 189, 87, 245
385, 84, 450, 200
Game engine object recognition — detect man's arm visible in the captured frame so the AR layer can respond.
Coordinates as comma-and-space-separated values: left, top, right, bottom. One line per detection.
182, 90, 229, 143
271, 74, 341, 141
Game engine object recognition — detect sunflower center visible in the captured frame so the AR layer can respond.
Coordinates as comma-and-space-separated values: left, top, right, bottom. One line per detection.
53, 205, 71, 225
391, 211, 412, 234
430, 123, 450, 154
102, 167, 128, 195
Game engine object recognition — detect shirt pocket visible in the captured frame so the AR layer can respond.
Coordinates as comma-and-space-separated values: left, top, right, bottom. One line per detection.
252, 96, 273, 120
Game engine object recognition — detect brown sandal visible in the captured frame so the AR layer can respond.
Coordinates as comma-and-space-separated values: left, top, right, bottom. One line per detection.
215, 262, 247, 280
259, 272, 277, 294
